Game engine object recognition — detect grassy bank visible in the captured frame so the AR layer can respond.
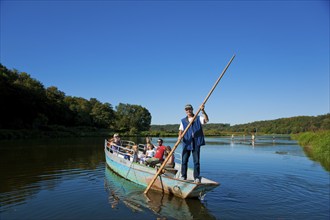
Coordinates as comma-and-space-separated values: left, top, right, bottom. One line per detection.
292, 130, 330, 171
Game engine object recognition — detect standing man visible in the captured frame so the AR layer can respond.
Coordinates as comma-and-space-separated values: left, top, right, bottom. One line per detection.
178, 104, 209, 183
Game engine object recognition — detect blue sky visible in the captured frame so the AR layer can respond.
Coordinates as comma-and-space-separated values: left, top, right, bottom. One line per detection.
1, 0, 329, 125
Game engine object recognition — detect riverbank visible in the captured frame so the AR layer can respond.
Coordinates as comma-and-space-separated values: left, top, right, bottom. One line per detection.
291, 130, 330, 171
0, 126, 112, 140
0, 128, 234, 140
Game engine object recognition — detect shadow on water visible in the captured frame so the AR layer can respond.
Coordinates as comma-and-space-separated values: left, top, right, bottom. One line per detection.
104, 166, 217, 220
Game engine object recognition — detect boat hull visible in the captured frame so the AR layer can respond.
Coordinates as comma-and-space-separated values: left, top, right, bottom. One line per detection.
105, 147, 219, 199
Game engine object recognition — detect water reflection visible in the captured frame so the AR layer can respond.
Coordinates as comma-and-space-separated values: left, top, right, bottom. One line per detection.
303, 148, 330, 171
104, 166, 217, 220
0, 138, 104, 208
0, 136, 328, 219
206, 135, 297, 146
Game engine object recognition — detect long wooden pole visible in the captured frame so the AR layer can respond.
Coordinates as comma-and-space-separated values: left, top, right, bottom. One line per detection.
144, 54, 236, 194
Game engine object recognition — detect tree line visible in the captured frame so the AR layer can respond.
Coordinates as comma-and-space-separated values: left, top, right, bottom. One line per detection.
1, 63, 328, 137
0, 64, 151, 134
150, 114, 330, 135
226, 115, 330, 134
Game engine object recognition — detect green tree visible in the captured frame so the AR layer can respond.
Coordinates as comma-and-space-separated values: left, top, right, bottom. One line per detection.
45, 86, 74, 126
64, 96, 92, 126
90, 99, 115, 128
46, 86, 65, 104
0, 65, 49, 129
115, 103, 151, 132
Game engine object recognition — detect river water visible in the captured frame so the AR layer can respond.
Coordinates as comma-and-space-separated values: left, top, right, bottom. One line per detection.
0, 136, 329, 219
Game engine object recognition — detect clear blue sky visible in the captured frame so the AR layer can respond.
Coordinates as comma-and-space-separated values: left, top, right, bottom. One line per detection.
1, 0, 329, 125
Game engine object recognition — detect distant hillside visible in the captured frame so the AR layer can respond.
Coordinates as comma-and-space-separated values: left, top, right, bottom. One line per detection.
150, 114, 330, 135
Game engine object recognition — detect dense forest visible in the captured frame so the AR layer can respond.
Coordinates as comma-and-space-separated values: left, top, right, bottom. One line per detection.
1, 63, 329, 139
0, 64, 151, 135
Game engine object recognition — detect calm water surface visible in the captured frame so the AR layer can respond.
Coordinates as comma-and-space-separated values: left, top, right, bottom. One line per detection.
0, 137, 329, 219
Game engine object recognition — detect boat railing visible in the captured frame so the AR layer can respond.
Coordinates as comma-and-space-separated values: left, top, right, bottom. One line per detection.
138, 144, 146, 153
121, 140, 135, 148
173, 151, 182, 178
105, 139, 138, 162
105, 139, 183, 169
174, 151, 182, 165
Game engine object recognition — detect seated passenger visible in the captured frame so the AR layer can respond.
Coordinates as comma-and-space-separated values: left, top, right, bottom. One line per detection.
112, 133, 122, 146
109, 134, 122, 152
124, 145, 132, 161
106, 138, 113, 148
146, 144, 155, 158
145, 139, 166, 167
164, 146, 175, 169
132, 145, 139, 163
140, 144, 155, 164
144, 136, 155, 154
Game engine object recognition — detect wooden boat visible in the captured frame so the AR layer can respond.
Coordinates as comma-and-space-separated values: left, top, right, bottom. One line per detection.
104, 139, 220, 199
